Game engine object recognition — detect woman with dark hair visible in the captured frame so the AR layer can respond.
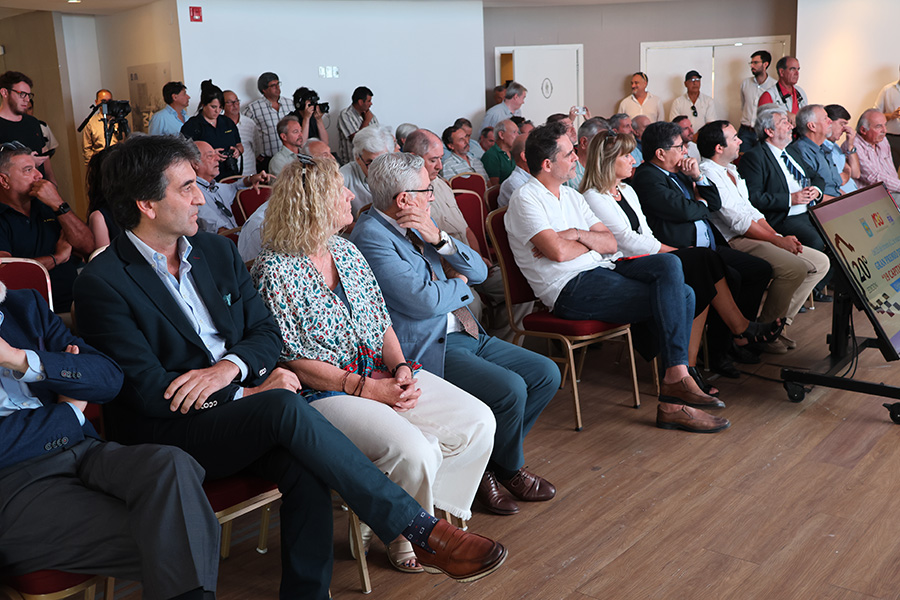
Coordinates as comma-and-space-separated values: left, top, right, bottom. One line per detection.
86, 147, 120, 250
290, 86, 330, 147
180, 79, 243, 179
580, 131, 783, 395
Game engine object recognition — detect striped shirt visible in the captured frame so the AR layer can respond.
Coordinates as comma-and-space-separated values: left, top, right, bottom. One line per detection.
241, 96, 293, 157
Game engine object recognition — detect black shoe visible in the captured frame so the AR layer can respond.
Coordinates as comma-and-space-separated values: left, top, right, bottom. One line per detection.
729, 343, 761, 365
813, 289, 834, 302
798, 305, 809, 314
709, 355, 740, 378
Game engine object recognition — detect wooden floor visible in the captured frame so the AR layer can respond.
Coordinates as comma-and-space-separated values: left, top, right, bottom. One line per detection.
115, 301, 900, 599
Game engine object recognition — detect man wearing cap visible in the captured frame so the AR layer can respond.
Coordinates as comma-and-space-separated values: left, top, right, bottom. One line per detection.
669, 70, 717, 132
242, 72, 293, 173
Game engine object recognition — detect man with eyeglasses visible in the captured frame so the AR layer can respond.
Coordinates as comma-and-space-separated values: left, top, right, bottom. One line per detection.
738, 50, 777, 149
242, 72, 293, 173
0, 71, 57, 185
222, 90, 259, 177
148, 81, 190, 136
352, 151, 561, 517
669, 70, 718, 132
632, 121, 773, 375
339, 124, 394, 216
758, 57, 807, 127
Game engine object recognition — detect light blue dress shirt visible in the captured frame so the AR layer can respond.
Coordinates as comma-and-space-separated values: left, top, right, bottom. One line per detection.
148, 104, 188, 136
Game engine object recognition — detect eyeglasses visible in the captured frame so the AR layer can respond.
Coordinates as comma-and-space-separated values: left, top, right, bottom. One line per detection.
393, 185, 435, 199
0, 141, 27, 152
687, 78, 701, 83
691, 105, 698, 117
7, 89, 34, 101
665, 142, 686, 152
224, 99, 240, 106
266, 81, 281, 89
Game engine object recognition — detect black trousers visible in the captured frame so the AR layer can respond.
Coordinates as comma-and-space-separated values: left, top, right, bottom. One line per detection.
114, 389, 421, 600
0, 440, 220, 600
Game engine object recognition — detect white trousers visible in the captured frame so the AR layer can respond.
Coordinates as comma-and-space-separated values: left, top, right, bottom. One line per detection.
311, 370, 495, 520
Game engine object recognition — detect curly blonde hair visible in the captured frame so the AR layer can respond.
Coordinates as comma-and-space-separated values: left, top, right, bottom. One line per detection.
262, 157, 344, 255
579, 131, 636, 195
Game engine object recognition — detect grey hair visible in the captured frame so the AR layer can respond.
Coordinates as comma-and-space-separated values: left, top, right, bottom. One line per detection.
504, 82, 527, 100
276, 115, 300, 137
368, 152, 424, 212
404, 129, 440, 157
577, 117, 610, 145
795, 104, 823, 135
395, 122, 418, 148
858, 108, 881, 132
352, 125, 394, 158
607, 113, 631, 131
755, 103, 787, 140
496, 120, 514, 135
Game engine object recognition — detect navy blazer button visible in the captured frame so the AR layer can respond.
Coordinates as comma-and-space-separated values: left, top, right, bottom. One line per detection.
44, 443, 52, 451
75, 372, 81, 379
438, 337, 445, 343
62, 437, 69, 444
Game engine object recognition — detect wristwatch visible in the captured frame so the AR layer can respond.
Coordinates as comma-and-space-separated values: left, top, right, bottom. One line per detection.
53, 202, 71, 217
845, 147, 857, 155
431, 230, 451, 251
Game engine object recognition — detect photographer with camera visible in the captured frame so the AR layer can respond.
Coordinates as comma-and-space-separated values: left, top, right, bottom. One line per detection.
291, 87, 330, 148
181, 80, 243, 180
81, 89, 126, 165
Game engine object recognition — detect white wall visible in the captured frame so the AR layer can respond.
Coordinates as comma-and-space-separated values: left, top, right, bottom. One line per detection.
174, 0, 485, 145
60, 14, 102, 141
796, 0, 897, 122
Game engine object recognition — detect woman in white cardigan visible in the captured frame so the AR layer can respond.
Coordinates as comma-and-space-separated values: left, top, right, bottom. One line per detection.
579, 131, 782, 395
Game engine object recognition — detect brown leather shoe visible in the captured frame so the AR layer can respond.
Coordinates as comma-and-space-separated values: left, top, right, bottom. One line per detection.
656, 404, 730, 433
660, 376, 726, 409
498, 468, 556, 502
413, 519, 508, 582
475, 471, 519, 515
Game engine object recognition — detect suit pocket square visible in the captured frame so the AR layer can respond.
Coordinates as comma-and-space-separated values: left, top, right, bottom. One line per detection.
223, 293, 232, 306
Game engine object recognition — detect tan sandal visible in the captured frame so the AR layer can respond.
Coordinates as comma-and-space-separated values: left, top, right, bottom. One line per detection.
387, 538, 424, 573
349, 520, 374, 560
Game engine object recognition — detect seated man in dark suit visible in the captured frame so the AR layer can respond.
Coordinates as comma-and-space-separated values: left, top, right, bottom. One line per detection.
739, 104, 832, 302
73, 135, 506, 600
631, 121, 772, 371
0, 282, 220, 600
350, 151, 561, 517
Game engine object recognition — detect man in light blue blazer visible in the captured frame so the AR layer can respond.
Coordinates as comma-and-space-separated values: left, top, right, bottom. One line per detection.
351, 152, 561, 517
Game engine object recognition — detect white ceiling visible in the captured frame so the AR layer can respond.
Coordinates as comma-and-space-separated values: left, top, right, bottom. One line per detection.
0, 0, 666, 20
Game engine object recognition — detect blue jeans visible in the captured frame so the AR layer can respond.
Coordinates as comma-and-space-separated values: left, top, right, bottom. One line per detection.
553, 253, 694, 370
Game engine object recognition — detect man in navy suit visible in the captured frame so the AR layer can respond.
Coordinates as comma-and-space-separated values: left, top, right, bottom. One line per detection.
0, 283, 220, 600
350, 151, 561, 517
73, 135, 506, 599
632, 121, 772, 370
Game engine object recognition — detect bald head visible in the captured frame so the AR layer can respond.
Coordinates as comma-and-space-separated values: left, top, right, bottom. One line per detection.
193, 141, 220, 180
303, 139, 333, 159
510, 132, 530, 169
633, 115, 650, 139
95, 89, 112, 104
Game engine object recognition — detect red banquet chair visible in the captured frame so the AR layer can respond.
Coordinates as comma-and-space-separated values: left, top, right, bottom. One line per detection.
448, 172, 487, 202
1, 571, 113, 600
486, 207, 645, 431
453, 190, 491, 259
0, 258, 53, 312
234, 185, 273, 226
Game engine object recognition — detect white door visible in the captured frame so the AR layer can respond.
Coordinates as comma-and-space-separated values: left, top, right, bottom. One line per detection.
494, 45, 584, 125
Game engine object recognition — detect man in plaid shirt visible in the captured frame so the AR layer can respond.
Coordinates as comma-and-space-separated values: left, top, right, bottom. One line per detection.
241, 72, 292, 173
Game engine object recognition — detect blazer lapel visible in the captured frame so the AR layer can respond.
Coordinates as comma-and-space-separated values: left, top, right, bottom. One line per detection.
116, 235, 210, 355
185, 241, 236, 342
762, 145, 790, 192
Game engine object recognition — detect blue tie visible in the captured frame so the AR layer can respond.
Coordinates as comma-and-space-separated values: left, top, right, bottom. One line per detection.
780, 150, 804, 184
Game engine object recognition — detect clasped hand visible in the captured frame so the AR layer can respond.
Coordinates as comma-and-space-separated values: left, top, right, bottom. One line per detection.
369, 366, 421, 412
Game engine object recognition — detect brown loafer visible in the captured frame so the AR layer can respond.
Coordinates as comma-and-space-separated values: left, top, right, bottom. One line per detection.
660, 376, 726, 409
475, 471, 519, 515
498, 468, 556, 502
413, 519, 508, 582
656, 405, 731, 433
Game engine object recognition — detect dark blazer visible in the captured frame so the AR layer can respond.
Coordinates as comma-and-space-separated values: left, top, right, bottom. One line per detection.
349, 209, 487, 377
73, 232, 282, 440
0, 288, 123, 471
737, 142, 825, 230
631, 162, 722, 248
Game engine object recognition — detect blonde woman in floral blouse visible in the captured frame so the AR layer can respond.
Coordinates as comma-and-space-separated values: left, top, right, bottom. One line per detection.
251, 157, 495, 574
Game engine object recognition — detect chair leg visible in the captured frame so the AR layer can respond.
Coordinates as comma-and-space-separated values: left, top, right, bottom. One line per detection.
563, 340, 583, 431
257, 504, 271, 554
575, 345, 590, 382
104, 577, 116, 600
651, 357, 660, 396
348, 509, 372, 594
84, 582, 97, 600
220, 521, 233, 560
624, 330, 641, 408
701, 325, 710, 373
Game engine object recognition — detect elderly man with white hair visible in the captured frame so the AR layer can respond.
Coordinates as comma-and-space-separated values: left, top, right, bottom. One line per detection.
850, 108, 900, 193
340, 124, 395, 216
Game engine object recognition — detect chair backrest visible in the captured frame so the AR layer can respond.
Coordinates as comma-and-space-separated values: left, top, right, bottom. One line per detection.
0, 257, 53, 311
454, 190, 490, 258
236, 186, 273, 225
485, 207, 538, 306
356, 202, 372, 219
219, 175, 243, 185
88, 245, 108, 262
486, 184, 500, 212
449, 173, 487, 201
